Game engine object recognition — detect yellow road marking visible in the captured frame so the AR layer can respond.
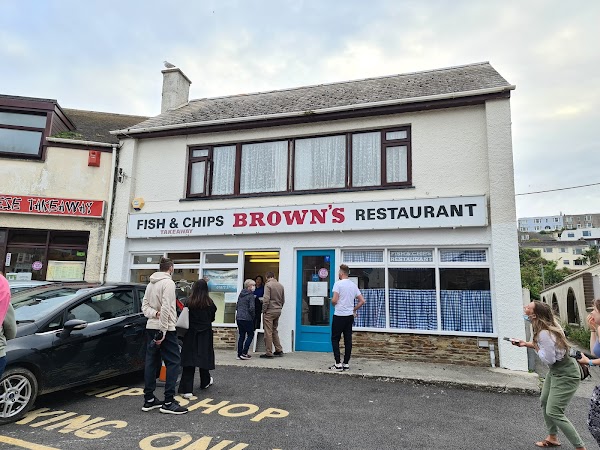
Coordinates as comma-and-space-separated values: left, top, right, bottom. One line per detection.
0, 435, 60, 450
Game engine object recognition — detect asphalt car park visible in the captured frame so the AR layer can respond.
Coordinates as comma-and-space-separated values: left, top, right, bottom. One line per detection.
0, 365, 593, 450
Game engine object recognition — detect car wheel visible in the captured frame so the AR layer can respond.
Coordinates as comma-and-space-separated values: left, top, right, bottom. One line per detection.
0, 367, 38, 424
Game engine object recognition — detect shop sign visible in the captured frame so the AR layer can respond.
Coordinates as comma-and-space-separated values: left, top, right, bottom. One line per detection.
32, 261, 43, 271
389, 250, 434, 263
0, 194, 104, 218
127, 195, 487, 238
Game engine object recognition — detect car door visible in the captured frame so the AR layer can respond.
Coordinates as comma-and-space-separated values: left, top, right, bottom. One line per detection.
45, 288, 139, 389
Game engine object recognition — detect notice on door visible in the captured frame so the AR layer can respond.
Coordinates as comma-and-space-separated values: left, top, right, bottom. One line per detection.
307, 282, 328, 297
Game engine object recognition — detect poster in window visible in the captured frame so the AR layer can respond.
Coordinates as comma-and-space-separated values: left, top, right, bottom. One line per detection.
307, 282, 328, 297
46, 260, 86, 281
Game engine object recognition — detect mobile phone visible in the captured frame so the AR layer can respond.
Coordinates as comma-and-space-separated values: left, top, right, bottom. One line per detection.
503, 337, 519, 346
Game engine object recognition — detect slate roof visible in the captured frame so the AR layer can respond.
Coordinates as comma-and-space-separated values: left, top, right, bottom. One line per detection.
121, 62, 513, 134
62, 109, 148, 144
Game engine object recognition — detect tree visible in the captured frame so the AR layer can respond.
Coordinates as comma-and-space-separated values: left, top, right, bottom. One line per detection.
580, 245, 600, 266
519, 248, 572, 299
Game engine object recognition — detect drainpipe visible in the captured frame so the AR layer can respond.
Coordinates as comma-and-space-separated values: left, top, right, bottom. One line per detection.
489, 342, 496, 368
99, 144, 118, 283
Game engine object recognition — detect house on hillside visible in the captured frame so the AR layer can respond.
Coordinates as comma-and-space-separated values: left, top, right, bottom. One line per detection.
106, 62, 526, 370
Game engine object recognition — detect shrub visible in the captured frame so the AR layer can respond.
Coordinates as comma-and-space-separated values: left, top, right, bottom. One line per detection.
563, 323, 591, 349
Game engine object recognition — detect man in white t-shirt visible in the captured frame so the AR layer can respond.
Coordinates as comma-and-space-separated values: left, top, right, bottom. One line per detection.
330, 264, 365, 371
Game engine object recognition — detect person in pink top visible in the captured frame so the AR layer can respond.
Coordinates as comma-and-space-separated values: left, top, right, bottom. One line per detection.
0, 273, 11, 324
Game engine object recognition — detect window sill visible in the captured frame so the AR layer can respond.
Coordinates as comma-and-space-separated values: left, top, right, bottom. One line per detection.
181, 185, 415, 202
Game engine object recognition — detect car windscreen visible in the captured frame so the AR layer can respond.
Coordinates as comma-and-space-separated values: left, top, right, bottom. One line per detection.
12, 288, 83, 322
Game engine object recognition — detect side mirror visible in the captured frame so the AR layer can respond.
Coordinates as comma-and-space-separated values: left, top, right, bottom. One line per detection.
59, 319, 88, 338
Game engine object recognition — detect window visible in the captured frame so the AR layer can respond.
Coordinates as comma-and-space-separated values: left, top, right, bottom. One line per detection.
564, 260, 570, 265
534, 226, 541, 231
241, 141, 288, 194
543, 248, 553, 253
583, 231, 592, 237
352, 267, 386, 328
534, 219, 542, 223
188, 149, 209, 196
521, 234, 530, 241
574, 248, 583, 255
519, 227, 527, 232
0, 111, 47, 159
586, 223, 593, 228
186, 126, 411, 198
560, 248, 567, 253
68, 290, 135, 322
567, 233, 575, 238
554, 217, 560, 222
575, 259, 584, 266
566, 217, 573, 223
586, 215, 592, 221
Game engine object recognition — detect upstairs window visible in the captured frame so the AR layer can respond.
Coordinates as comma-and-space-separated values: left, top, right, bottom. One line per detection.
186, 126, 411, 198
0, 111, 48, 159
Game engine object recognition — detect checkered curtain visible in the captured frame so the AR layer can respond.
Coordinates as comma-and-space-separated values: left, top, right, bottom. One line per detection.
440, 250, 486, 263
389, 289, 437, 330
354, 289, 386, 328
440, 290, 492, 333
343, 251, 384, 263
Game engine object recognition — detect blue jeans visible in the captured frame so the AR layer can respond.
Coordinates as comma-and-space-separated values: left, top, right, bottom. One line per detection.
237, 320, 254, 356
144, 330, 180, 404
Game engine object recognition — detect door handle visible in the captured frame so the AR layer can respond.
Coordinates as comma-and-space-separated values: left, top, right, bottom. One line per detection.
124, 324, 135, 328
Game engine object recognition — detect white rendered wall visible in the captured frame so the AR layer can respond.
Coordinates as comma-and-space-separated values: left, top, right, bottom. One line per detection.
485, 99, 527, 371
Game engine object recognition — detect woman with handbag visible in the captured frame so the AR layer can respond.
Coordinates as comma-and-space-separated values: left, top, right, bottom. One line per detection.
517, 301, 586, 449
178, 279, 217, 398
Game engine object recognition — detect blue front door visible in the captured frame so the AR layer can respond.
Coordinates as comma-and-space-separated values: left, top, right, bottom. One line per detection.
295, 250, 335, 352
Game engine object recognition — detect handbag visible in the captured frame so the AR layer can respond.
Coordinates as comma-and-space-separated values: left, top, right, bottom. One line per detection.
176, 307, 189, 335
579, 362, 591, 381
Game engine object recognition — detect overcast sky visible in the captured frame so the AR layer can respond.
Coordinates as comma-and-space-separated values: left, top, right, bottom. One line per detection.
1, 0, 598, 218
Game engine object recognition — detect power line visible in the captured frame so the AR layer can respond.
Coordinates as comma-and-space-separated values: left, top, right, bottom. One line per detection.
515, 182, 600, 196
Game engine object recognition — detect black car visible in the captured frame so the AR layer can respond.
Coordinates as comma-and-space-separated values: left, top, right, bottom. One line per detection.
1, 282, 149, 424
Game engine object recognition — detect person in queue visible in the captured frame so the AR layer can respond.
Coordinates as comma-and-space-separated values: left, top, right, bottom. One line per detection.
253, 275, 265, 330
179, 279, 217, 397
575, 299, 600, 445
329, 264, 365, 371
141, 257, 188, 414
236, 279, 256, 360
260, 271, 285, 358
516, 301, 586, 449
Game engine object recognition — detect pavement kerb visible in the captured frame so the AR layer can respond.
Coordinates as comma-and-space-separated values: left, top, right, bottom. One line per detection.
215, 349, 541, 396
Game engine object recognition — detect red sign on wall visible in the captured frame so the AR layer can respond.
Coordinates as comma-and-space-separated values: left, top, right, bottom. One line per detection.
0, 194, 105, 218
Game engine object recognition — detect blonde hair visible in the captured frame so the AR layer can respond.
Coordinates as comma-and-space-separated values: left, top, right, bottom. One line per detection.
531, 301, 570, 352
244, 279, 256, 289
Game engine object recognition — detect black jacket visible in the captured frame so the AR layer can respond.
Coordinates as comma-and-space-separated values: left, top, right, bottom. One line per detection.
180, 303, 217, 369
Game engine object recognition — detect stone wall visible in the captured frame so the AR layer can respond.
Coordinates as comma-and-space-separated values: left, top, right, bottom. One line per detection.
214, 327, 237, 349
351, 332, 499, 367
214, 327, 499, 367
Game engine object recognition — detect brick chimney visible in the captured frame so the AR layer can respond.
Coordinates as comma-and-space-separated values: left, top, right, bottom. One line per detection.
161, 67, 192, 113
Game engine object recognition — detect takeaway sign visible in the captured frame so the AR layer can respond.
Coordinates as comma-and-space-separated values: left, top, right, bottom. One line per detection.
127, 195, 487, 238
0, 194, 105, 218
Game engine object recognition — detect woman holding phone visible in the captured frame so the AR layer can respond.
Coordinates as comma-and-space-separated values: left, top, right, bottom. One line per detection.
517, 301, 586, 449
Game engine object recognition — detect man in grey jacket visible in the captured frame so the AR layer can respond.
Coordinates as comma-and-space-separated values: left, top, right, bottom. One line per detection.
141, 257, 187, 415
260, 271, 285, 358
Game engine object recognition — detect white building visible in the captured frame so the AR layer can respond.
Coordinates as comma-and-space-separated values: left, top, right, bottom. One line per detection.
106, 62, 526, 370
518, 215, 563, 232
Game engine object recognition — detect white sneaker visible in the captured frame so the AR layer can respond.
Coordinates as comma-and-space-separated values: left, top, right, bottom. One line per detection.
342, 363, 350, 371
181, 393, 194, 399
201, 377, 214, 390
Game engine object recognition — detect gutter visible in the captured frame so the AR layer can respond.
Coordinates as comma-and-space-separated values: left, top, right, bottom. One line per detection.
99, 144, 119, 283
111, 85, 516, 136
46, 137, 116, 148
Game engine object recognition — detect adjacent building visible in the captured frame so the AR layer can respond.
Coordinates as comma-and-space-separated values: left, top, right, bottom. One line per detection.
0, 94, 146, 282
518, 215, 563, 232
105, 62, 526, 370
519, 240, 589, 269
